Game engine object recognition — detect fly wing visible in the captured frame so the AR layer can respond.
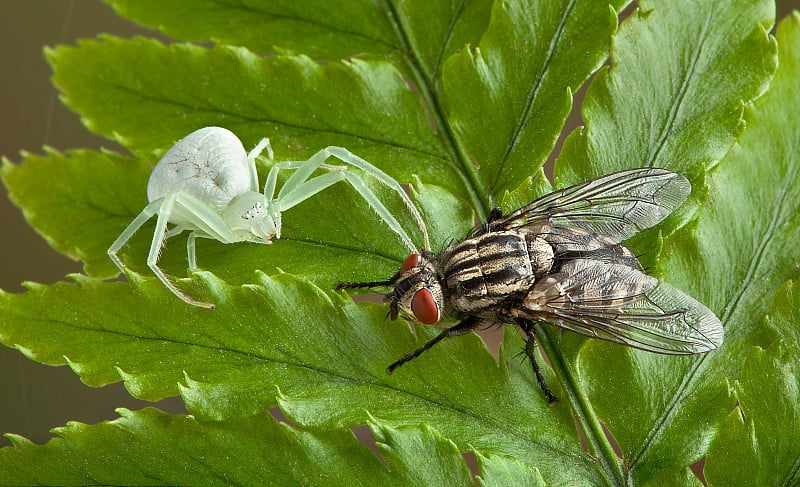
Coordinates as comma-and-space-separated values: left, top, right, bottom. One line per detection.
493, 168, 691, 243
519, 259, 723, 354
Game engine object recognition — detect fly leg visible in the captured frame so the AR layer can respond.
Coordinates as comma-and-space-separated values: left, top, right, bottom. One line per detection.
387, 316, 482, 373
474, 207, 505, 236
487, 207, 504, 223
518, 320, 557, 404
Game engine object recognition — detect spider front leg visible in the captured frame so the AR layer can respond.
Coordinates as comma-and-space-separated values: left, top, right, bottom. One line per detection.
110, 191, 244, 309
324, 147, 430, 251
266, 147, 429, 253
108, 199, 165, 274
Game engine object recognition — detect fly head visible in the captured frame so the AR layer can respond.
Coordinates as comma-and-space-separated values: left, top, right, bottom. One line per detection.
336, 251, 445, 325
385, 252, 444, 325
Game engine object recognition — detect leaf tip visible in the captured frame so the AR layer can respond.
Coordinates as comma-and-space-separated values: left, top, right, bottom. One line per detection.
115, 366, 150, 398
3, 433, 34, 448
63, 354, 84, 375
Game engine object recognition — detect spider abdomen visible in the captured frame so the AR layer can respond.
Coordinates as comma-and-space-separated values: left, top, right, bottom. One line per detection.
147, 127, 252, 209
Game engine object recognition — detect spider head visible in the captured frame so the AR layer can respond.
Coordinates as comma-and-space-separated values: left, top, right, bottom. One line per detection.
223, 191, 278, 241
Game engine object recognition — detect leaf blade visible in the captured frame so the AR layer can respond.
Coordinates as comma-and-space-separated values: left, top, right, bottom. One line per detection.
441, 0, 625, 201
574, 5, 797, 485
0, 272, 604, 485
556, 0, 777, 184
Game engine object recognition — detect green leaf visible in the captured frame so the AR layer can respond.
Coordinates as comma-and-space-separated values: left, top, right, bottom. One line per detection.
704, 281, 800, 487
0, 272, 601, 484
0, 408, 391, 485
556, 0, 777, 185
442, 0, 625, 200
0, 407, 548, 486
0, 1, 793, 485
571, 8, 798, 486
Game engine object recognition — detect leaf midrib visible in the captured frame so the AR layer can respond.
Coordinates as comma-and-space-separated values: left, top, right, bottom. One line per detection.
381, 0, 489, 219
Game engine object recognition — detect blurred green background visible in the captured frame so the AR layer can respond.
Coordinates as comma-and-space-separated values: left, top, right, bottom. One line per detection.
2, 0, 799, 448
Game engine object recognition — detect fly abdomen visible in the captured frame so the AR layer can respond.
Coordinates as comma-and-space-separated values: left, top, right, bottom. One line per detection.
442, 231, 553, 313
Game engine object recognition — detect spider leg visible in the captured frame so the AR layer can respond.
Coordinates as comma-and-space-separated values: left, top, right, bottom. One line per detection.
324, 147, 429, 250
146, 192, 245, 308
248, 138, 273, 161
187, 232, 198, 272
262, 158, 348, 206
275, 168, 419, 253
143, 194, 214, 309
266, 147, 429, 253
338, 170, 418, 254
164, 225, 186, 239
246, 138, 273, 192
107, 199, 164, 273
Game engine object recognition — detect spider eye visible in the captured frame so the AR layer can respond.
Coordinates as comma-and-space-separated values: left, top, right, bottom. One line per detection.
400, 254, 420, 272
411, 288, 439, 324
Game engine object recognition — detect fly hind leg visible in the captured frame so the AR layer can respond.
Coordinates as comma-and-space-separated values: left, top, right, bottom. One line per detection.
518, 320, 557, 404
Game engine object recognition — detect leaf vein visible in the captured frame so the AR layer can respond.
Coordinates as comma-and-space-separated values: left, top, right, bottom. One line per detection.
495, 0, 576, 189
208, 0, 401, 52
645, 6, 714, 167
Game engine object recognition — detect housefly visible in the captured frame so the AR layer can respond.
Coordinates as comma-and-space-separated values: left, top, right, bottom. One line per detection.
337, 168, 723, 402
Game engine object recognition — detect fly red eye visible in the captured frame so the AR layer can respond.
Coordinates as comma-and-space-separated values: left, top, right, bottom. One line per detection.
400, 254, 420, 272
411, 288, 440, 324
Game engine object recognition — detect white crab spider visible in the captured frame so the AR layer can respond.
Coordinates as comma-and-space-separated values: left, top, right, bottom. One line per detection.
108, 126, 430, 309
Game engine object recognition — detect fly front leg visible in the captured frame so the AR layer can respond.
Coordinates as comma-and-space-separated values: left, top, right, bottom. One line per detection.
387, 316, 483, 373
518, 320, 557, 404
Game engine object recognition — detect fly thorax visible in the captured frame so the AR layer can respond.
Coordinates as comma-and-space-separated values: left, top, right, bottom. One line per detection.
222, 191, 276, 240
388, 253, 445, 325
